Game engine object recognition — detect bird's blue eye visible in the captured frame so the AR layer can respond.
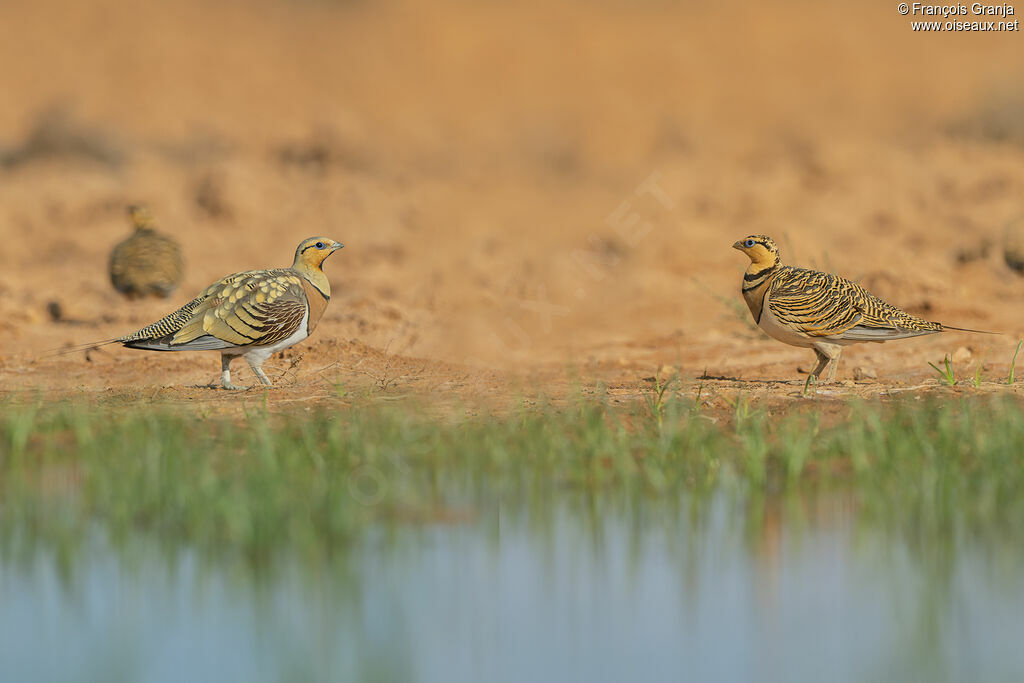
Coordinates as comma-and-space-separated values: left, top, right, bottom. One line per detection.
315, 241, 325, 249
744, 239, 756, 248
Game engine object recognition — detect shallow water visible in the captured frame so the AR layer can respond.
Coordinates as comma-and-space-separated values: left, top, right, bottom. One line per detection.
3, 493, 1023, 683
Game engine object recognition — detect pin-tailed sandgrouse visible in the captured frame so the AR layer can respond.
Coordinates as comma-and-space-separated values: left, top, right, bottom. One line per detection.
733, 235, 986, 382
109, 205, 185, 299
113, 237, 343, 389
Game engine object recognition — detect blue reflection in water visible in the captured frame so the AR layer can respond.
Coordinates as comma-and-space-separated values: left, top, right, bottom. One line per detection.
1, 494, 1023, 683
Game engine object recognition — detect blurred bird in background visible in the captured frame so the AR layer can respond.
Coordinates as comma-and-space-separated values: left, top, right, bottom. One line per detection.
109, 204, 184, 300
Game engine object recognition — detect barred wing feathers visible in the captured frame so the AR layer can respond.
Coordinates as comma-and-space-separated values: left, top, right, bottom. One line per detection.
768, 266, 943, 342
118, 269, 308, 352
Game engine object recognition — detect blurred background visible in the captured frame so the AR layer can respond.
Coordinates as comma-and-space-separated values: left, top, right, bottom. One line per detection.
2, 0, 1023, 385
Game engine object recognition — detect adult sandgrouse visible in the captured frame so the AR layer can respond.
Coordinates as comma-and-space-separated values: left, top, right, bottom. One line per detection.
109, 205, 185, 299
114, 237, 343, 389
733, 235, 980, 382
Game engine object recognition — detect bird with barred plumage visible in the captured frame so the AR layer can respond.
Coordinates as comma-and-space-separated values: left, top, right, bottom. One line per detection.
94, 237, 343, 389
733, 235, 990, 382
109, 205, 185, 299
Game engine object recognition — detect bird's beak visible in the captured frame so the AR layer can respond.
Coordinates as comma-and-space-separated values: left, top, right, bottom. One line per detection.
732, 240, 745, 250
331, 243, 344, 251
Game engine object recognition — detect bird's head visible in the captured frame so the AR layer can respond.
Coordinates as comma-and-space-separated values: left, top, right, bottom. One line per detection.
732, 235, 780, 268
127, 204, 156, 232
293, 237, 344, 272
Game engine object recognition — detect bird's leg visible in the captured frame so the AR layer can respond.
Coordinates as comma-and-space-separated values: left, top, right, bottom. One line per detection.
247, 358, 273, 387
810, 344, 842, 383
221, 354, 243, 390
809, 350, 831, 382
826, 351, 841, 383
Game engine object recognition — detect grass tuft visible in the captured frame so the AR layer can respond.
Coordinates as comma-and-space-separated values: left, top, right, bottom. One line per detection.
1009, 341, 1023, 385
973, 352, 988, 388
928, 355, 956, 386
643, 366, 678, 432
802, 373, 817, 397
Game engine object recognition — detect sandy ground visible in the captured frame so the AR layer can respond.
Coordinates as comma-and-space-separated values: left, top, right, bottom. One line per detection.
1, 0, 1023, 414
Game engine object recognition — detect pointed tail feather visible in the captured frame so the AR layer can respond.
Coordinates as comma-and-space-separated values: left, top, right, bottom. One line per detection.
41, 338, 122, 359
942, 324, 1002, 335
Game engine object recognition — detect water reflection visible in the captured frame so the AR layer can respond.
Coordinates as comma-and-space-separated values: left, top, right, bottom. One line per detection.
2, 490, 1023, 683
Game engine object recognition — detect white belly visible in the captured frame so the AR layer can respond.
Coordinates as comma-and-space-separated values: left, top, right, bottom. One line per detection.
758, 291, 858, 350
757, 300, 816, 348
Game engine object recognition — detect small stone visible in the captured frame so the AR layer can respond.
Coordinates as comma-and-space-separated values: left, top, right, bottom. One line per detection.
1003, 217, 1024, 273
955, 239, 992, 264
952, 346, 972, 364
852, 366, 877, 381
